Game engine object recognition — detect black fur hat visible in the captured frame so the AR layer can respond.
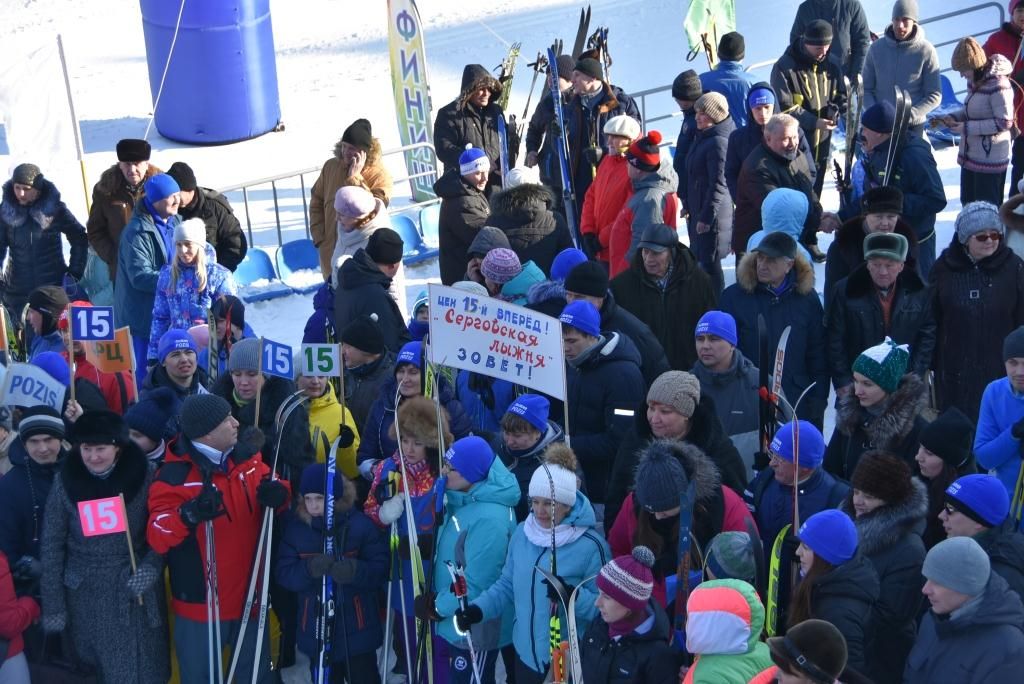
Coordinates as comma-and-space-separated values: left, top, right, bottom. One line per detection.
70, 410, 130, 446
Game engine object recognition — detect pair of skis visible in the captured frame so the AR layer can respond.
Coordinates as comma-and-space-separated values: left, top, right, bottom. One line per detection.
882, 85, 913, 187
313, 437, 343, 683
535, 566, 593, 684
833, 74, 863, 213
547, 46, 581, 248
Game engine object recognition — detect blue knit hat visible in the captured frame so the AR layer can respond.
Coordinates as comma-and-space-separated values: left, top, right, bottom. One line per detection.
144, 173, 180, 204
551, 248, 588, 282
300, 462, 340, 497
125, 386, 176, 443
396, 340, 422, 368
945, 474, 1009, 527
695, 311, 738, 346
559, 300, 601, 337
33, 351, 70, 387
444, 435, 495, 484
852, 338, 910, 394
770, 420, 825, 469
506, 394, 550, 432
748, 87, 775, 108
799, 510, 858, 565
158, 328, 198, 363
459, 145, 490, 176
861, 101, 896, 133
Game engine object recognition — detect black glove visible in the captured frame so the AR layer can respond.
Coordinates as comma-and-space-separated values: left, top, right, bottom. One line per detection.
179, 484, 225, 527
124, 562, 162, 598
11, 556, 42, 581
543, 575, 575, 605
306, 553, 333, 578
256, 478, 289, 509
413, 591, 440, 622
234, 426, 266, 462
329, 558, 358, 584
549, 119, 562, 139
581, 233, 602, 259
454, 603, 483, 632
337, 425, 356, 449
1013, 417, 1024, 441
583, 146, 603, 166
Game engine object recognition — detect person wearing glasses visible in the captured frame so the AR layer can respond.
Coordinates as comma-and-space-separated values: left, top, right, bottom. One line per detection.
930, 202, 1024, 422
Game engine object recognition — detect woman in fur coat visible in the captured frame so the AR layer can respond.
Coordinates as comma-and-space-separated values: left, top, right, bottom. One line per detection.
40, 410, 169, 683
824, 339, 928, 480
841, 451, 928, 684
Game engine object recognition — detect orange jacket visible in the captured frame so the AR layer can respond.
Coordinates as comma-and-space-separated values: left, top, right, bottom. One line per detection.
579, 155, 632, 261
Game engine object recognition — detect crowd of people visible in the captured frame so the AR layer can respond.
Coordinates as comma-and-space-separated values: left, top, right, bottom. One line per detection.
4, 0, 1024, 683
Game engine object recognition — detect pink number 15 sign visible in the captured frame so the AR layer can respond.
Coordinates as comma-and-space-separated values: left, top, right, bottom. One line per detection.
78, 496, 128, 536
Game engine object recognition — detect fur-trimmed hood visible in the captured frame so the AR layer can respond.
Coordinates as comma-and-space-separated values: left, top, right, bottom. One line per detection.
94, 162, 162, 197
458, 64, 503, 109
1, 177, 65, 228
841, 477, 928, 557
332, 136, 383, 167
296, 475, 357, 524
488, 183, 558, 249
836, 372, 927, 442
735, 251, 815, 295
390, 394, 453, 451
637, 438, 721, 504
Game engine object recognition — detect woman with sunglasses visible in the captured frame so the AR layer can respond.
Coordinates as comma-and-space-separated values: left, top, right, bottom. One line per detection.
930, 201, 1024, 422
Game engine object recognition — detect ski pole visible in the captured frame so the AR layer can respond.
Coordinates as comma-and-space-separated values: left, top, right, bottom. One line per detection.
446, 562, 483, 684
380, 521, 398, 682
205, 519, 224, 684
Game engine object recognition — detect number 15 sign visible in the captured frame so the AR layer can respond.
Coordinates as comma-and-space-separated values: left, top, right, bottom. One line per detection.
78, 496, 128, 536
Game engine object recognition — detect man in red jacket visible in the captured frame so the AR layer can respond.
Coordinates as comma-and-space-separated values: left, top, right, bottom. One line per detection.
147, 393, 290, 683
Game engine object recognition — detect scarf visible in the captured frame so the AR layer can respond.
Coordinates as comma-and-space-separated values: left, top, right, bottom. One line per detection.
524, 513, 588, 549
607, 605, 653, 639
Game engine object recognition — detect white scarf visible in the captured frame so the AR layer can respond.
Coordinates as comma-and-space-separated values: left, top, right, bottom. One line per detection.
524, 513, 587, 549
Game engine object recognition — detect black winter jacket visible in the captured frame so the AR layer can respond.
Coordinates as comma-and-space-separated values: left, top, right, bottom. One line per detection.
610, 244, 716, 371
841, 480, 928, 684
824, 373, 928, 479
580, 600, 677, 684
606, 395, 749, 530
487, 183, 573, 276
674, 108, 698, 203
823, 215, 920, 298
525, 88, 572, 190
733, 142, 823, 253
597, 291, 671, 388
433, 64, 511, 191
343, 349, 396, 431
433, 168, 490, 285
904, 572, 1024, 684
686, 116, 736, 252
178, 187, 247, 271
789, 0, 870, 80
804, 553, 879, 674
0, 179, 87, 309
975, 521, 1024, 603
564, 333, 645, 503
335, 249, 411, 353
771, 38, 847, 159
0, 439, 66, 563
719, 254, 829, 427
826, 264, 935, 390
930, 239, 1024, 422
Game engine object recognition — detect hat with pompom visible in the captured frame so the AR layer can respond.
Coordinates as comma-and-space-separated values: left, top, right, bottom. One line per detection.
852, 337, 910, 394
626, 131, 663, 172
596, 546, 656, 612
459, 145, 490, 176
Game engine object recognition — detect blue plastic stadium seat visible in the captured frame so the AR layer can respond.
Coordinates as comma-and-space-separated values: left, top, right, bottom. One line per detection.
419, 203, 441, 249
393, 214, 437, 265
233, 248, 293, 302
939, 74, 961, 107
275, 238, 322, 294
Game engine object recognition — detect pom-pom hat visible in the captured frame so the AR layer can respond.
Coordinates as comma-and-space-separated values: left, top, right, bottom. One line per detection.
626, 131, 663, 172
596, 546, 656, 612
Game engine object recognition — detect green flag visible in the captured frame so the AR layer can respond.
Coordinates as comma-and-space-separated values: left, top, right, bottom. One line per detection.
683, 0, 737, 53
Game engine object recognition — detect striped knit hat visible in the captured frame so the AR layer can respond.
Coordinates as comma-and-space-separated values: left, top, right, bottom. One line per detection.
596, 546, 655, 612
852, 337, 910, 394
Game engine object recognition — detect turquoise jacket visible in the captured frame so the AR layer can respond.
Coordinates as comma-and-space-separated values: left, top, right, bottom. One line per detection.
433, 457, 520, 649
473, 491, 611, 674
500, 260, 546, 306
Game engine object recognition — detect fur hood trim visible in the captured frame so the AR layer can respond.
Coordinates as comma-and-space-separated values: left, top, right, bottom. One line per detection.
390, 395, 453, 451
489, 182, 555, 216
842, 477, 928, 557
332, 136, 383, 166
836, 372, 927, 442
297, 476, 357, 523
643, 438, 721, 503
458, 64, 503, 108
735, 251, 815, 295
0, 177, 64, 228
95, 163, 162, 197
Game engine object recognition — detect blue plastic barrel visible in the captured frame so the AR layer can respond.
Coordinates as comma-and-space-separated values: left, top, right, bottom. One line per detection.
140, 0, 282, 144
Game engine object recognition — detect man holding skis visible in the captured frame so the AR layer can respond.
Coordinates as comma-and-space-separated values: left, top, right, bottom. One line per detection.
147, 394, 291, 683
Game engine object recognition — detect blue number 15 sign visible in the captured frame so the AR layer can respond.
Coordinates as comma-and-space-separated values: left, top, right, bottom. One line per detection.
261, 338, 293, 379
70, 306, 115, 341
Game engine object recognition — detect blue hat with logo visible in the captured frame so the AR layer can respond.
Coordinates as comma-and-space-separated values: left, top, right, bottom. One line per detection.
444, 435, 495, 484
551, 248, 588, 282
396, 341, 422, 368
559, 300, 601, 337
158, 328, 198, 363
770, 420, 825, 469
748, 87, 776, 108
945, 474, 1009, 527
506, 394, 550, 432
695, 311, 738, 346
144, 173, 180, 204
799, 510, 858, 565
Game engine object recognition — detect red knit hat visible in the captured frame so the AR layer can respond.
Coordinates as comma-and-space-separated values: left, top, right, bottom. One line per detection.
596, 546, 655, 612
626, 131, 663, 172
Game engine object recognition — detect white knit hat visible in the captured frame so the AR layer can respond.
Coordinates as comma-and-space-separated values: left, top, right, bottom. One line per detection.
528, 463, 577, 507
174, 217, 207, 245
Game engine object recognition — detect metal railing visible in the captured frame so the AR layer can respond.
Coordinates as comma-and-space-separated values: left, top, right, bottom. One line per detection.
922, 1, 1004, 96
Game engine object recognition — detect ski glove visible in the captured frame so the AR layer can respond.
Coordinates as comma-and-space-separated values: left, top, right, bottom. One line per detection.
256, 478, 289, 509
583, 146, 603, 166
543, 575, 575, 605
581, 234, 602, 260
11, 556, 42, 582
42, 611, 67, 634
179, 484, 225, 527
125, 563, 162, 598
337, 425, 356, 449
306, 554, 333, 578
330, 559, 358, 585
234, 426, 266, 462
378, 496, 405, 525
413, 591, 441, 622
454, 604, 483, 632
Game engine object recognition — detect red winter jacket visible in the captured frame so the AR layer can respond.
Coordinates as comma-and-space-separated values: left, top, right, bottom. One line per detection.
0, 552, 39, 660
983, 23, 1024, 131
63, 350, 134, 415
147, 437, 291, 621
580, 155, 632, 262
608, 490, 755, 607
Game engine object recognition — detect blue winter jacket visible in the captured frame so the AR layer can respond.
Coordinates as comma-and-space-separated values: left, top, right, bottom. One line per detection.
975, 377, 1024, 504
276, 488, 388, 661
455, 370, 517, 438
114, 200, 177, 339
699, 61, 758, 128
860, 133, 946, 242
147, 243, 237, 360
28, 331, 65, 362
302, 282, 336, 344
674, 108, 699, 203
473, 492, 611, 675
0, 439, 65, 561
432, 457, 520, 650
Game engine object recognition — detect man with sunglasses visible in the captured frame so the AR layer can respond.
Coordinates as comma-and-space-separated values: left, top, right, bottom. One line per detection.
940, 473, 1024, 602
